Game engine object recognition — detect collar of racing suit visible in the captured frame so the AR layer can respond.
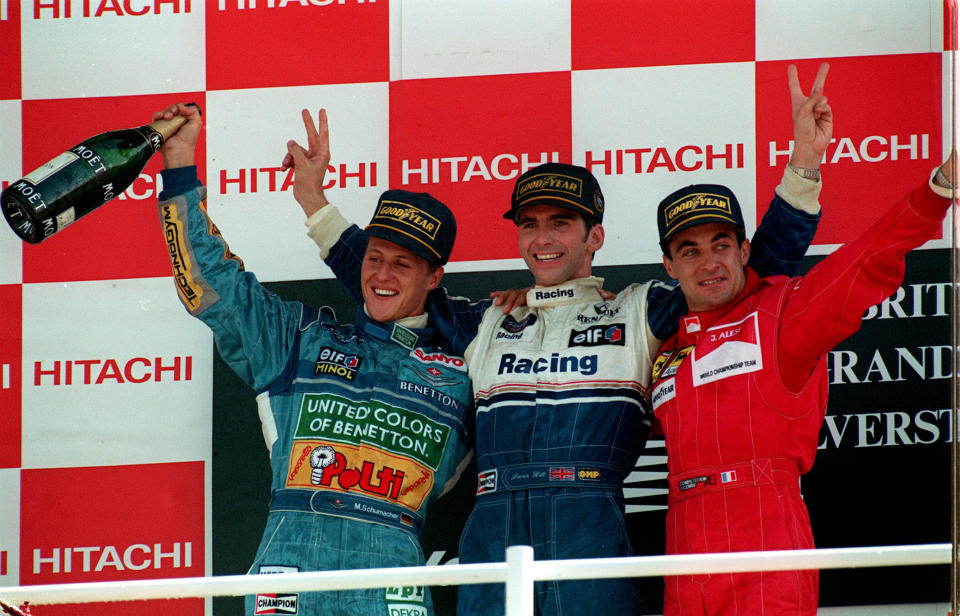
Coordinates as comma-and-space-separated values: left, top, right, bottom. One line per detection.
677, 267, 763, 344
356, 305, 432, 350
525, 276, 605, 308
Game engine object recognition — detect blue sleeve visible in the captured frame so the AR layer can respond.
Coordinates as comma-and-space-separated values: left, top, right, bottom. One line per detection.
747, 193, 820, 278
157, 167, 305, 391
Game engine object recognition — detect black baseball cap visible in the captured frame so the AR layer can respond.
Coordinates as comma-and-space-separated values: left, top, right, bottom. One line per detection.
657, 184, 745, 252
503, 162, 605, 224
365, 190, 456, 266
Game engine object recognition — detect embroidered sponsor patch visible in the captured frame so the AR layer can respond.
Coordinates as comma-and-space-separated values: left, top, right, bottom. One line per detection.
255, 566, 300, 615
568, 323, 625, 347
390, 325, 418, 350
313, 346, 362, 380
577, 467, 601, 481
651, 378, 676, 410
691, 312, 763, 386
411, 348, 467, 372
386, 586, 426, 603
500, 313, 537, 333
285, 440, 435, 511
477, 469, 498, 494
549, 467, 574, 481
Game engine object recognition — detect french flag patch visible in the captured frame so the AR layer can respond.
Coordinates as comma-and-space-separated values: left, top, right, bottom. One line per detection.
720, 471, 737, 484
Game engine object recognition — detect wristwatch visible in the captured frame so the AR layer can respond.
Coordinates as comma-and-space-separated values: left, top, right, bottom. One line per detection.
787, 163, 821, 181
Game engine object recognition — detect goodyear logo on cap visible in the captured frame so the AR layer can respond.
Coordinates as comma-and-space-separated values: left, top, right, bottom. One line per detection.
663, 193, 734, 231
516, 173, 583, 202
373, 201, 441, 241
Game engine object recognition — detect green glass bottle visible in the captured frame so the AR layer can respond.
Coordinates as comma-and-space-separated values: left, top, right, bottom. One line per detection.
2, 108, 195, 243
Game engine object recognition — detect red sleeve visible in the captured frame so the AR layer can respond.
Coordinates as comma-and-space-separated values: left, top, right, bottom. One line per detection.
777, 184, 950, 386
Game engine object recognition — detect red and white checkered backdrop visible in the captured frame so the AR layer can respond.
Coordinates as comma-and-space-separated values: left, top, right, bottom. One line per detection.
1, 1, 956, 614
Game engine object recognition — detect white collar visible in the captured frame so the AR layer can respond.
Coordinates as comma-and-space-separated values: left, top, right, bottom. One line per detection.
362, 305, 429, 329
526, 276, 605, 308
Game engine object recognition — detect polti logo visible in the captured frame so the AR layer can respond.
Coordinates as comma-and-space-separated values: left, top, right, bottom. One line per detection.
20, 462, 204, 585
30, 0, 192, 19
391, 73, 573, 262
21, 93, 207, 284
32, 356, 193, 386
218, 162, 377, 195
756, 55, 942, 245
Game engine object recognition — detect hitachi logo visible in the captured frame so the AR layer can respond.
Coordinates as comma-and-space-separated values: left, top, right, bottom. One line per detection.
534, 288, 574, 301
33, 356, 193, 386
498, 352, 597, 376
769, 134, 930, 166
33, 0, 192, 19
33, 542, 193, 574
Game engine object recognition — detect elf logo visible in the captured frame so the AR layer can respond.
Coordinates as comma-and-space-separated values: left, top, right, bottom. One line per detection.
568, 324, 625, 348
314, 347, 361, 380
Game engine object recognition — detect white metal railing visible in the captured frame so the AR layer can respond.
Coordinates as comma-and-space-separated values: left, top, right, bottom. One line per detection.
0, 543, 951, 615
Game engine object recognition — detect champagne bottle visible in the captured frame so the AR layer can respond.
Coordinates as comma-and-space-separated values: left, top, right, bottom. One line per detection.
2, 103, 200, 244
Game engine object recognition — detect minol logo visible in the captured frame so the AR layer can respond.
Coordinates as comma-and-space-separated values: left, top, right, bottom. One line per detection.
314, 346, 362, 380
534, 288, 575, 302
568, 324, 625, 348
497, 352, 598, 376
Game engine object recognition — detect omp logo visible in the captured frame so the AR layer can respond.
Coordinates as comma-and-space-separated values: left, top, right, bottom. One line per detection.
32, 542, 193, 574
769, 134, 930, 166
33, 356, 193, 386
402, 152, 560, 185
497, 352, 598, 376
33, 0, 192, 19
220, 163, 376, 194
586, 143, 744, 176
219, 0, 375, 9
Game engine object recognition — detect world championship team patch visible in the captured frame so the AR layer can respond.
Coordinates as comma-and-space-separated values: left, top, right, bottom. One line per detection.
690, 312, 763, 386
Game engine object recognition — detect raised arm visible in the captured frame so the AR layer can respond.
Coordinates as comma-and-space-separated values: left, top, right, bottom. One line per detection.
156, 103, 303, 391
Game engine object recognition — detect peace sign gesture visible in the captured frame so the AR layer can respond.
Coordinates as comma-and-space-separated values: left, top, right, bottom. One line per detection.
282, 108, 332, 217
787, 62, 833, 169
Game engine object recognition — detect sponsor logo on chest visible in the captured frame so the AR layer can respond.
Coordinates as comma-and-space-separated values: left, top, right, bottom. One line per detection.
568, 323, 625, 347
690, 312, 763, 386
314, 346, 362, 380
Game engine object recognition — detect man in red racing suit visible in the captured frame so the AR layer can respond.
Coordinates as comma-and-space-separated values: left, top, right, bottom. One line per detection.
649, 64, 955, 616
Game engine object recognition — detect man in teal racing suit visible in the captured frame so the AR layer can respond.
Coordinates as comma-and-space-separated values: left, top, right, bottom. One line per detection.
296, 64, 827, 616
153, 103, 473, 616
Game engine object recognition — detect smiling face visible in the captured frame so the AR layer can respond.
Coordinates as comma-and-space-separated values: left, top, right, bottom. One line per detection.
361, 237, 442, 323
515, 205, 604, 287
662, 222, 750, 312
